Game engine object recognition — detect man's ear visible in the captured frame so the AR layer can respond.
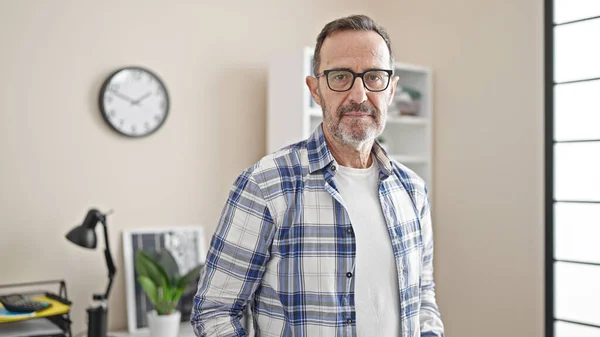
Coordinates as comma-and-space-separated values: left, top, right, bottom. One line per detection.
388, 75, 400, 106
306, 76, 322, 106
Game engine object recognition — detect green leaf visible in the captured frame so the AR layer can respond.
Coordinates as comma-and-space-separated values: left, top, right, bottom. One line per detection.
176, 265, 203, 290
154, 250, 181, 283
171, 288, 185, 304
135, 252, 150, 279
155, 300, 177, 315
138, 276, 158, 305
160, 276, 171, 302
136, 251, 169, 287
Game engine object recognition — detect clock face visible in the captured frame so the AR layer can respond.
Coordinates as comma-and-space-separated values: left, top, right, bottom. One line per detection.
99, 67, 169, 137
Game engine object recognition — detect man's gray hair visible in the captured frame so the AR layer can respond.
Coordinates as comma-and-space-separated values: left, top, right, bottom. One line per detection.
312, 14, 395, 76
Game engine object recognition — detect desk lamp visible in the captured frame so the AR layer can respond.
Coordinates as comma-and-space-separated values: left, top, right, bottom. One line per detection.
65, 209, 116, 337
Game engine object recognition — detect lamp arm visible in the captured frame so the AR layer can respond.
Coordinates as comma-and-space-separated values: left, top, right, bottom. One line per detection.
98, 215, 117, 301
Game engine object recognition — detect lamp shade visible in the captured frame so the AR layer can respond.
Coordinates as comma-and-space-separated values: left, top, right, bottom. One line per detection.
66, 225, 97, 249
65, 209, 103, 249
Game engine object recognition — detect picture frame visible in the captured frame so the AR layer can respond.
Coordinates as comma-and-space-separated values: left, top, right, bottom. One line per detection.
122, 226, 207, 333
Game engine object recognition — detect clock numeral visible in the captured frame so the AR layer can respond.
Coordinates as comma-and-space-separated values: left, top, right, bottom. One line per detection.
144, 122, 150, 130
110, 84, 120, 91
160, 100, 166, 110
132, 70, 141, 80
155, 88, 162, 96
105, 95, 113, 103
154, 115, 162, 122
131, 125, 137, 133
109, 109, 116, 117
119, 119, 124, 126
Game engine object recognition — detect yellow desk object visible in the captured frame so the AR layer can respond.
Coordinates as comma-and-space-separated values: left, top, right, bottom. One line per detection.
0, 296, 70, 323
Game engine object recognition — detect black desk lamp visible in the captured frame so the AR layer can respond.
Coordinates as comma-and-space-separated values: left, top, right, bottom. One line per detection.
66, 209, 116, 337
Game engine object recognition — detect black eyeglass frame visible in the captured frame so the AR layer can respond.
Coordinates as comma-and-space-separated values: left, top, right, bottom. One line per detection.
315, 68, 394, 92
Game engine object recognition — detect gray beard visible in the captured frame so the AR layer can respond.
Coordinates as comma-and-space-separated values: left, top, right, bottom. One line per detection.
319, 92, 385, 149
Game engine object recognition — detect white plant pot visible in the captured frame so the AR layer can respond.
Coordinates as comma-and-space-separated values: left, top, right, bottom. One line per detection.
147, 310, 181, 337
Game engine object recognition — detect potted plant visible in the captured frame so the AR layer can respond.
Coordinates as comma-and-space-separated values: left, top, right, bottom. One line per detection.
135, 249, 202, 337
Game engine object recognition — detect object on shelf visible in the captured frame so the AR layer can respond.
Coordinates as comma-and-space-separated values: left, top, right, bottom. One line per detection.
0, 309, 35, 320
0, 280, 73, 337
392, 85, 421, 116
0, 294, 52, 314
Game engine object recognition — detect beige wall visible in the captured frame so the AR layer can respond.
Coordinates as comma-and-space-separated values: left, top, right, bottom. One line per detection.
377, 1, 545, 336
0, 1, 543, 336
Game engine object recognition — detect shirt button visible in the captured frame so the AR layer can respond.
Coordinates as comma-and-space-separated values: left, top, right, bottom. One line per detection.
346, 318, 353, 324
347, 228, 353, 234
346, 272, 353, 278
331, 165, 337, 171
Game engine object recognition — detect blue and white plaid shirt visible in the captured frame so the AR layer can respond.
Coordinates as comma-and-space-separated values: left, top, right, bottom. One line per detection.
191, 124, 444, 337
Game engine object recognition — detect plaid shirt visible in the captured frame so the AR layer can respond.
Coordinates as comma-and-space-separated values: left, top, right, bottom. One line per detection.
191, 125, 444, 337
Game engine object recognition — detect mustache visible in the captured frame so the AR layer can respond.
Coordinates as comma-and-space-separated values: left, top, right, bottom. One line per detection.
337, 102, 378, 116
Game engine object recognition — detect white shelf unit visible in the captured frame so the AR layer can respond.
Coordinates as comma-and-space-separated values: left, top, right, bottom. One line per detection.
267, 47, 433, 190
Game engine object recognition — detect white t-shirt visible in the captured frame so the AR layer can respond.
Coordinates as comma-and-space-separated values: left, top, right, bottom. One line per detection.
333, 157, 401, 336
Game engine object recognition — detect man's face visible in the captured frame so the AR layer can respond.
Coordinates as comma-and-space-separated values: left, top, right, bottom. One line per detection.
307, 30, 398, 148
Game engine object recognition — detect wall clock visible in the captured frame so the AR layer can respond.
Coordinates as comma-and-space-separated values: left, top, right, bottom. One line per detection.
99, 67, 169, 137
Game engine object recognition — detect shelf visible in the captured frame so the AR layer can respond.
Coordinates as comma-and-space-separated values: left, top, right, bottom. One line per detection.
386, 116, 428, 125
0, 319, 64, 337
390, 155, 429, 164
394, 62, 431, 73
0, 280, 71, 337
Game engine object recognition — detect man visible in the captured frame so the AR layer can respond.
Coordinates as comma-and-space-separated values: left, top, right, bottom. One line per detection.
191, 14, 444, 337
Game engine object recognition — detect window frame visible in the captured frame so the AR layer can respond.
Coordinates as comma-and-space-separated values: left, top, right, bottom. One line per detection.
545, 1, 600, 336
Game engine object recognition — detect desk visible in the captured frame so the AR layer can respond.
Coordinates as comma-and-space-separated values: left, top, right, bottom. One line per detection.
110, 323, 195, 337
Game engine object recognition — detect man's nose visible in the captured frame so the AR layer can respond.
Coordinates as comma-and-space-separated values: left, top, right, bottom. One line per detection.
347, 77, 368, 104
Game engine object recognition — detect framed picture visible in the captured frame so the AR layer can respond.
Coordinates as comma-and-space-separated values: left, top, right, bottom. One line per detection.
122, 226, 206, 333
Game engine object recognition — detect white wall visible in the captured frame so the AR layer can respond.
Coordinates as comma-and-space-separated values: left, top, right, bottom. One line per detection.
0, 1, 544, 336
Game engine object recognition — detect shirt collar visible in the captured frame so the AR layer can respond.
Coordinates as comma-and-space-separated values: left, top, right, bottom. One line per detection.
306, 123, 393, 178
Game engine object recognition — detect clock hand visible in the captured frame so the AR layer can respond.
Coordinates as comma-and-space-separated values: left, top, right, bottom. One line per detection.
109, 89, 138, 105
132, 92, 151, 105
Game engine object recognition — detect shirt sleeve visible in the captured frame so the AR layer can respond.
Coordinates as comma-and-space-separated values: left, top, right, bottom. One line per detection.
419, 188, 445, 337
190, 168, 276, 337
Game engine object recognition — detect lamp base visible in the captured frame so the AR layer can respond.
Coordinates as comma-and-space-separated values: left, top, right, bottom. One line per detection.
87, 304, 108, 337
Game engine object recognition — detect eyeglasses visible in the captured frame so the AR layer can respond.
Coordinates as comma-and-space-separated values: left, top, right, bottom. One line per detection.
315, 69, 393, 92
